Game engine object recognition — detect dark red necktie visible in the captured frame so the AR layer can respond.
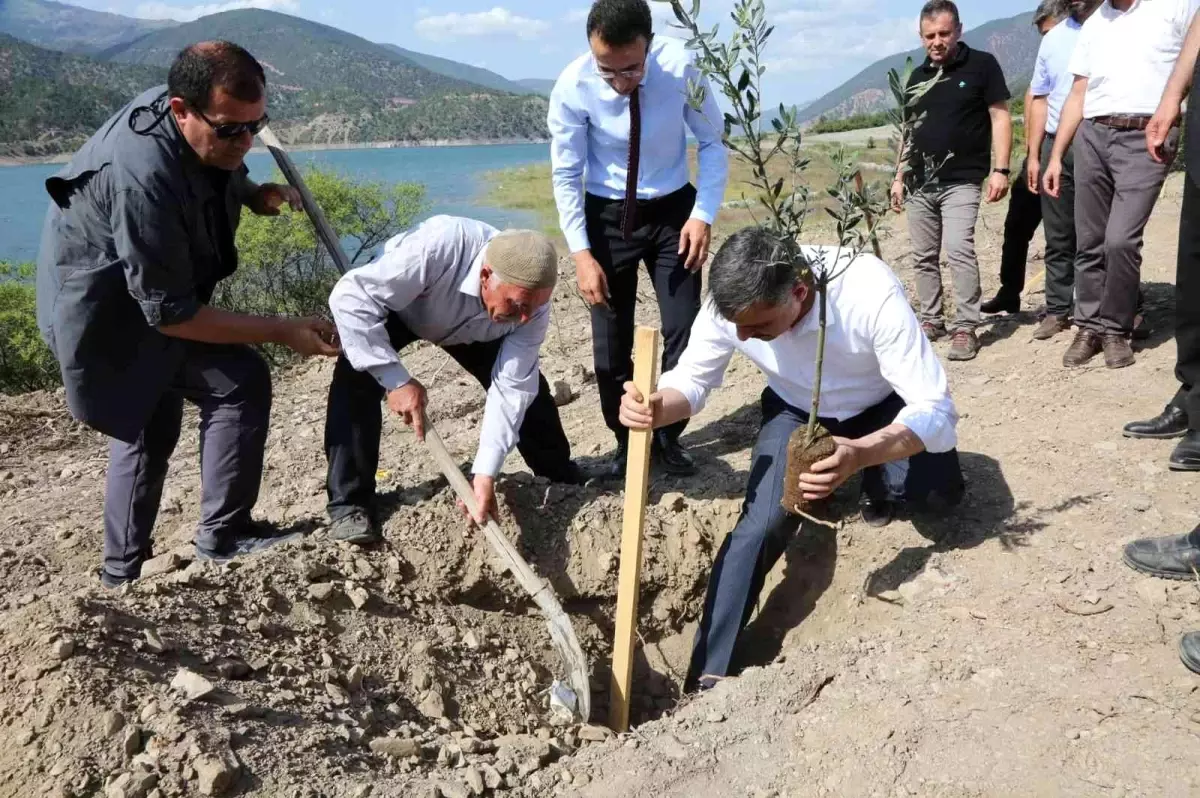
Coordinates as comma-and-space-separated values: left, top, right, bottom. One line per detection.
620, 87, 641, 242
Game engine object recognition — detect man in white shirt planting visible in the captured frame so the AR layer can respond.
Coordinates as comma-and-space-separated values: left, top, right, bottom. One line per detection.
324, 215, 585, 544
619, 226, 964, 692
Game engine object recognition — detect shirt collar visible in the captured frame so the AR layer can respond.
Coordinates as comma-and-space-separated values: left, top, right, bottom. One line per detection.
923, 41, 970, 72
459, 246, 487, 299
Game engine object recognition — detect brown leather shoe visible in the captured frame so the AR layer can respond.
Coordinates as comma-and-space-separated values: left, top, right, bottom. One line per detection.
1103, 334, 1135, 369
1032, 314, 1071, 341
947, 330, 979, 361
1063, 330, 1102, 367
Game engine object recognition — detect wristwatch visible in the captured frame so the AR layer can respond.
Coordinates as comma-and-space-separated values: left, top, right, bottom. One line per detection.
993, 168, 1011, 177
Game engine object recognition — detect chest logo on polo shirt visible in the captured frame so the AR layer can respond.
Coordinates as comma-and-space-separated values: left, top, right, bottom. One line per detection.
958, 80, 967, 88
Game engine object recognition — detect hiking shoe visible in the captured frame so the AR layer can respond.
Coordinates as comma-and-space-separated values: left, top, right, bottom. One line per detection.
1122, 529, 1200, 580
981, 290, 1020, 314
921, 322, 947, 342
196, 526, 305, 562
99, 569, 133, 589
1102, 335, 1135, 369
1063, 330, 1102, 367
946, 331, 979, 361
1032, 314, 1071, 341
329, 510, 382, 545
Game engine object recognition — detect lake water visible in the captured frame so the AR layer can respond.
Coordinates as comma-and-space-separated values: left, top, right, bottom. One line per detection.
0, 142, 551, 264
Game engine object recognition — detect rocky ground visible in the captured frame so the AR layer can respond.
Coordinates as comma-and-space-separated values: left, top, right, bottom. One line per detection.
1, 174, 1198, 798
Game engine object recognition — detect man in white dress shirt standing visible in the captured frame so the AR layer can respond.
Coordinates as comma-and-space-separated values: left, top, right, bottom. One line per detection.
619, 227, 964, 692
549, 0, 729, 478
323, 216, 583, 544
1045, 0, 1199, 369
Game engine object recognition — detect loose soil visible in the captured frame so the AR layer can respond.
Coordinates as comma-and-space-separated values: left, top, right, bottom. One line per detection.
1, 175, 1198, 798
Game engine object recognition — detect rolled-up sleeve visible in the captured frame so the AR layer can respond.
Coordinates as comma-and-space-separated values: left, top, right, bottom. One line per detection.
110, 188, 200, 327
548, 76, 592, 255
473, 306, 550, 477
328, 234, 430, 391
656, 306, 735, 416
683, 60, 729, 225
871, 287, 958, 453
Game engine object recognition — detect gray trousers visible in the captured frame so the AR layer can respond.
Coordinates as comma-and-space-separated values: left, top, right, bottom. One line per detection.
1040, 134, 1077, 318
103, 343, 272, 579
1074, 119, 1174, 336
908, 183, 983, 332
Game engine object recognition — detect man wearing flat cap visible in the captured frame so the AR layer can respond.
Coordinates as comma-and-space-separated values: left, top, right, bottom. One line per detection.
324, 215, 585, 543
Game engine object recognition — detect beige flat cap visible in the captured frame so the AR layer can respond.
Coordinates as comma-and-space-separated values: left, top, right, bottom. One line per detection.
485, 229, 559, 291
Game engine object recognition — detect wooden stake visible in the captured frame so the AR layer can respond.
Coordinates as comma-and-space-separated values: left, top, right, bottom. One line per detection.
608, 326, 660, 733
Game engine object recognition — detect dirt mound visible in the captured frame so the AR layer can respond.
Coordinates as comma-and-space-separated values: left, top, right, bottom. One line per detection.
0, 471, 742, 798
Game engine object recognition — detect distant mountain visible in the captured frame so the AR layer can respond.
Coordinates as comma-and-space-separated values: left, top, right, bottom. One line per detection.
378, 43, 537, 96
802, 12, 1040, 122
516, 78, 555, 96
0, 33, 166, 156
0, 0, 174, 55
0, 6, 551, 155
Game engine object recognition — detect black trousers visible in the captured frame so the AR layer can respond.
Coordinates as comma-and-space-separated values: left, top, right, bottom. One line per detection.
586, 184, 702, 446
684, 388, 964, 690
104, 343, 272, 578
1170, 174, 1200, 431
323, 315, 574, 520
1040, 136, 1077, 318
998, 157, 1044, 295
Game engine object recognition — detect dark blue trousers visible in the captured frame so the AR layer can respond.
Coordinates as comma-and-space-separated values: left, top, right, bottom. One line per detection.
103, 343, 272, 579
684, 387, 963, 690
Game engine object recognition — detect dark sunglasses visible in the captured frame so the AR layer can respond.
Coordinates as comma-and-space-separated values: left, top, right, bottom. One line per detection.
195, 107, 270, 139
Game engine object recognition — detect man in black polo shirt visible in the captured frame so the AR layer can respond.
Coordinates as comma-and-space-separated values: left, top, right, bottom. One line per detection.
892, 0, 1013, 362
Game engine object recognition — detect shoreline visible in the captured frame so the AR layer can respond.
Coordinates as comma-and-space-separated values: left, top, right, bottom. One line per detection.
0, 137, 550, 168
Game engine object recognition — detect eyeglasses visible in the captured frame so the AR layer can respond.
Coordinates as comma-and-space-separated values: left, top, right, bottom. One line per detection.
594, 63, 645, 80
194, 107, 270, 139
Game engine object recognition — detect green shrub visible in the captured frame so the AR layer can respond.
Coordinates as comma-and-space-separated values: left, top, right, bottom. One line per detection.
214, 166, 426, 362
0, 261, 60, 395
0, 168, 427, 394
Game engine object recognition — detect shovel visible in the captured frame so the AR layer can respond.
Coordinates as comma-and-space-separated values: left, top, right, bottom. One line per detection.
257, 126, 592, 721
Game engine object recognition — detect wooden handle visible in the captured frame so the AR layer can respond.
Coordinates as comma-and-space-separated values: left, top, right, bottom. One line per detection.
608, 326, 660, 732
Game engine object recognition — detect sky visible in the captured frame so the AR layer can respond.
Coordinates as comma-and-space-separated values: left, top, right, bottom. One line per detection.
69, 0, 1038, 105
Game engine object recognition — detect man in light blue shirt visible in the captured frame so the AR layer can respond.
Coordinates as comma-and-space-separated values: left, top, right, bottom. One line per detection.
1025, 0, 1103, 339
548, 0, 729, 477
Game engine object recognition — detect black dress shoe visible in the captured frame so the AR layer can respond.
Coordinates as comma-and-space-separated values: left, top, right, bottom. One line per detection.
1180, 632, 1200, 675
1170, 431, 1200, 471
1123, 405, 1188, 439
859, 494, 893, 528
981, 290, 1020, 314
1122, 528, 1200, 579
653, 433, 697, 476
602, 441, 629, 479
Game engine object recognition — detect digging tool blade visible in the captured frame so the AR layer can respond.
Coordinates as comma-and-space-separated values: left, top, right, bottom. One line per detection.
256, 126, 592, 720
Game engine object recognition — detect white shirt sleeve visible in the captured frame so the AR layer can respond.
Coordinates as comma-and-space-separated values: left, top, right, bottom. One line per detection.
1067, 19, 1093, 78
472, 305, 550, 478
548, 73, 592, 255
683, 59, 729, 225
656, 306, 736, 416
870, 286, 959, 454
328, 232, 433, 392
1030, 36, 1054, 97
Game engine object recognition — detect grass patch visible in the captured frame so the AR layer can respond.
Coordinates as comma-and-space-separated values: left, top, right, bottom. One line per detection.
482, 141, 898, 246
